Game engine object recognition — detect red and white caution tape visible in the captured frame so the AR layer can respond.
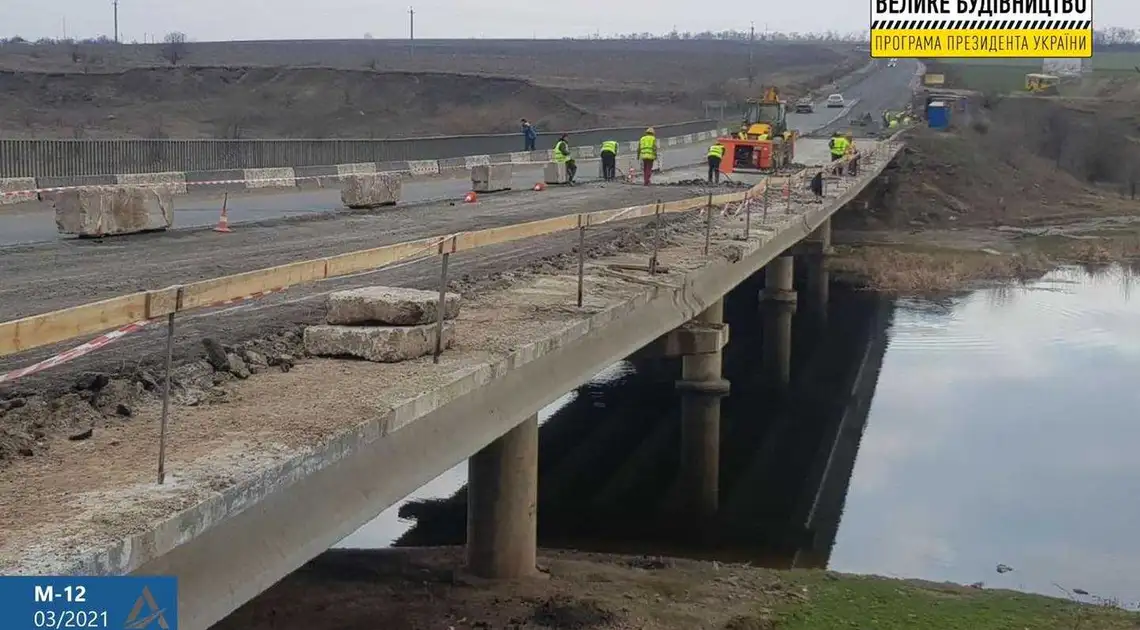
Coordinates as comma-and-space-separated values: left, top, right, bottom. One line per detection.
0, 320, 151, 384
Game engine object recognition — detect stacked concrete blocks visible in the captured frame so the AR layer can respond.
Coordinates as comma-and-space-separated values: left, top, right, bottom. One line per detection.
340, 173, 402, 209
54, 186, 174, 237
471, 164, 513, 193
304, 286, 461, 362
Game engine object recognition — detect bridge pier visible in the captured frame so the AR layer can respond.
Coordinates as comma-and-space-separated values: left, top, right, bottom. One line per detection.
801, 217, 832, 324
466, 414, 540, 579
762, 255, 796, 391
673, 300, 730, 531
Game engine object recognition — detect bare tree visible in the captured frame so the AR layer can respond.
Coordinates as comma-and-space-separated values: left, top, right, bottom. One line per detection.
160, 31, 188, 66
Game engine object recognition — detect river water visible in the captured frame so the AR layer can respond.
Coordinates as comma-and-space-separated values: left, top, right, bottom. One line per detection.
337, 264, 1140, 607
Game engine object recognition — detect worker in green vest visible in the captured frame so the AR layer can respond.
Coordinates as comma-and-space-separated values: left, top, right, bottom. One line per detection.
638, 128, 658, 186
600, 139, 618, 181
706, 142, 725, 184
554, 133, 577, 184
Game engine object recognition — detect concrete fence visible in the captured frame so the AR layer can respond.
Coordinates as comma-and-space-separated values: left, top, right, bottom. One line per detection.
0, 120, 717, 179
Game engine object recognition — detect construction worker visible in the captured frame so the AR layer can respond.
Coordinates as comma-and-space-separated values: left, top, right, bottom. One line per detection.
756, 131, 769, 141
600, 139, 618, 181
828, 132, 846, 162
706, 141, 725, 184
554, 133, 577, 184
737, 124, 749, 139
638, 127, 658, 186
888, 116, 899, 129
521, 118, 537, 151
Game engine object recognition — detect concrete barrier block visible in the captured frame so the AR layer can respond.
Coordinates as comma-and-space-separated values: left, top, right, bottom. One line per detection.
303, 322, 455, 363
244, 167, 296, 189
116, 171, 188, 195
489, 153, 514, 165
471, 164, 513, 193
340, 173, 401, 209
509, 152, 531, 164
438, 156, 467, 172
0, 177, 37, 205
54, 186, 173, 237
682, 133, 694, 144
543, 162, 569, 185
576, 146, 596, 159
408, 160, 440, 176
327, 286, 461, 325
464, 154, 491, 169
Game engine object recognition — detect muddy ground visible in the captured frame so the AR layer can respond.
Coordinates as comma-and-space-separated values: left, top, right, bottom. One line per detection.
210, 547, 1139, 630
0, 39, 862, 138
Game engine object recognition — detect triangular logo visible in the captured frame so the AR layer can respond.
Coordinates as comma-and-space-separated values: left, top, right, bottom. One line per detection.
124, 585, 170, 630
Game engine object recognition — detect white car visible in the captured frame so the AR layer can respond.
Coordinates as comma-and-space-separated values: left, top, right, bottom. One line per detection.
826, 93, 845, 108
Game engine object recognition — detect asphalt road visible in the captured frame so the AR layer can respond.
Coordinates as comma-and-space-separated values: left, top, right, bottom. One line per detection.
0, 60, 916, 393
0, 146, 708, 246
0, 59, 917, 247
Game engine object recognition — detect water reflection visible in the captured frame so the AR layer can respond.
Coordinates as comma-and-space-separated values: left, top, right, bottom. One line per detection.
833, 265, 1140, 606
369, 270, 893, 570
339, 263, 1140, 608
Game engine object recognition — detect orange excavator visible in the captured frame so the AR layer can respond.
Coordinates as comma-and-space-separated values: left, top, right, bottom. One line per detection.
717, 86, 798, 174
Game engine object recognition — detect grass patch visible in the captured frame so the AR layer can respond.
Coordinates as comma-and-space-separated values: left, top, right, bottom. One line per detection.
828, 243, 1052, 294
772, 572, 1139, 629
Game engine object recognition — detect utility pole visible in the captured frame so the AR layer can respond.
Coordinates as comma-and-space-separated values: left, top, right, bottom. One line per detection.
409, 7, 415, 56
113, 0, 119, 43
748, 22, 755, 86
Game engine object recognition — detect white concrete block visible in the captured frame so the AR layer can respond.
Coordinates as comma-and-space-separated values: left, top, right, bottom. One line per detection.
336, 162, 377, 177
54, 186, 174, 237
543, 162, 569, 184
326, 286, 461, 325
576, 146, 596, 159
0, 177, 37, 205
408, 160, 440, 176
243, 167, 296, 189
116, 171, 188, 195
471, 164, 513, 193
340, 173, 401, 209
509, 151, 531, 164
304, 322, 455, 363
464, 154, 491, 169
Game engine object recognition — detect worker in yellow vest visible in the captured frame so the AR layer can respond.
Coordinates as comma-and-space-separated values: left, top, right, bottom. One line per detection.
638, 128, 658, 186
706, 142, 726, 184
600, 139, 618, 181
554, 133, 577, 184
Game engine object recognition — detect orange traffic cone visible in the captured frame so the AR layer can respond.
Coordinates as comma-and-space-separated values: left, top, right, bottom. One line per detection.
463, 191, 477, 203
213, 193, 232, 233
533, 182, 546, 191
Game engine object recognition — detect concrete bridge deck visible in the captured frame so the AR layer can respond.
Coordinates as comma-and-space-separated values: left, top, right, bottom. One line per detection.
0, 135, 902, 628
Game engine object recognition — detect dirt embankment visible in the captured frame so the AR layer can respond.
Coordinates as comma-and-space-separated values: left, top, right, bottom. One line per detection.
0, 39, 862, 138
0, 67, 602, 139
831, 94, 1140, 294
210, 547, 1139, 629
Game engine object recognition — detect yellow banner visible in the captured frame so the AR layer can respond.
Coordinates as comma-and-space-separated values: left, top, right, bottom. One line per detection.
870, 29, 1091, 58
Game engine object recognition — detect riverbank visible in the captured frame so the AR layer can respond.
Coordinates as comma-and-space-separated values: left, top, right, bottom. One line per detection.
831, 118, 1140, 295
212, 547, 1138, 629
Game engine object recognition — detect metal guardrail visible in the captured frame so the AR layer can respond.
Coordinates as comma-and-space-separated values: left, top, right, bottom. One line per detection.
0, 120, 717, 179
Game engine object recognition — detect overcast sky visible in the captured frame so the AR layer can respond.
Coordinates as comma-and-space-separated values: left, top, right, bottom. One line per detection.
5, 0, 1133, 42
